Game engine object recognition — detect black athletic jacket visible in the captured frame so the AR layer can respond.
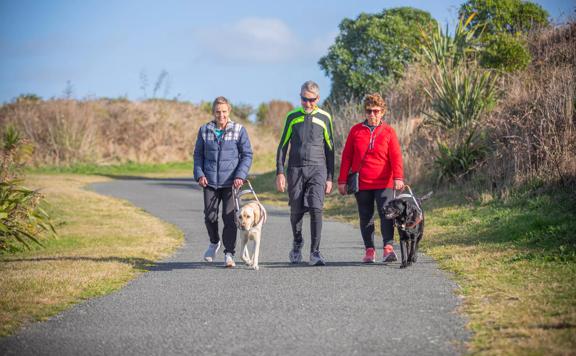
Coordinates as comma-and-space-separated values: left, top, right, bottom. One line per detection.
276, 106, 335, 180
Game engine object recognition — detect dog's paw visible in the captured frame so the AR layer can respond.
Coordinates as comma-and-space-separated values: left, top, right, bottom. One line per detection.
400, 262, 408, 268
252, 265, 259, 271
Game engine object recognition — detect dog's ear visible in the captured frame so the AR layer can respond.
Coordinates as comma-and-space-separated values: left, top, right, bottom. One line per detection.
420, 191, 433, 202
398, 200, 408, 212
406, 202, 417, 220
252, 205, 260, 226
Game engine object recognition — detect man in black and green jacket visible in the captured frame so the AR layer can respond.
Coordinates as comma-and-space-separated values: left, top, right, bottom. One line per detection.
276, 80, 334, 266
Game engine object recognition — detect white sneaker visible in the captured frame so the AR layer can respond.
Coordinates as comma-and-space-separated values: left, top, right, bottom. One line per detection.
309, 251, 326, 266
225, 253, 236, 268
203, 241, 220, 262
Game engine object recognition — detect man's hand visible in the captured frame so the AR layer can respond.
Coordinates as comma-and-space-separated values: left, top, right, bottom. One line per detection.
276, 174, 286, 192
394, 179, 405, 191
325, 181, 333, 194
198, 176, 208, 188
233, 178, 244, 189
338, 183, 347, 195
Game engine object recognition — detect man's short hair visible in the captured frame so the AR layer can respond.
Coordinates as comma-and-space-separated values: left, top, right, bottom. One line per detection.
301, 81, 320, 96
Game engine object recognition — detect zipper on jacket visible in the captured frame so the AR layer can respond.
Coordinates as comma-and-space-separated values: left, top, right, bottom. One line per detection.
362, 123, 380, 151
215, 126, 222, 188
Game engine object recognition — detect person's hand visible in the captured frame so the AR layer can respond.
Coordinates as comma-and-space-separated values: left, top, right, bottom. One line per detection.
325, 181, 333, 194
338, 183, 347, 195
198, 176, 208, 188
233, 178, 244, 190
394, 179, 405, 191
276, 174, 286, 192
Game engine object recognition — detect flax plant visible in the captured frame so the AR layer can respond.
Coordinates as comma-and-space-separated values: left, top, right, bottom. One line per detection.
0, 126, 55, 251
420, 14, 499, 182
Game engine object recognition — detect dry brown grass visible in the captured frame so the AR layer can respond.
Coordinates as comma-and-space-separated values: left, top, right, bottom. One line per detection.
484, 23, 576, 188
0, 99, 278, 167
0, 174, 183, 336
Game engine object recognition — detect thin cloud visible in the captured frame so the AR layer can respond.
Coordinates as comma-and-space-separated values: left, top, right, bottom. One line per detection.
194, 17, 331, 64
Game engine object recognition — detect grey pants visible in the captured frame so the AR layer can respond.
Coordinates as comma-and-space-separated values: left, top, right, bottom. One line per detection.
287, 165, 327, 253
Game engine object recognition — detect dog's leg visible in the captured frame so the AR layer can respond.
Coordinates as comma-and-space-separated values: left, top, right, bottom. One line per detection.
412, 233, 422, 263
399, 234, 408, 268
252, 234, 260, 271
407, 238, 415, 266
240, 236, 251, 266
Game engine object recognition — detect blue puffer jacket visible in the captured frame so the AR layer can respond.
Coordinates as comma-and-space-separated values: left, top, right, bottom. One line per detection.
193, 120, 253, 189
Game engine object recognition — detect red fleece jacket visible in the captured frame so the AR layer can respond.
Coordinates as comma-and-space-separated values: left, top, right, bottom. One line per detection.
338, 122, 404, 190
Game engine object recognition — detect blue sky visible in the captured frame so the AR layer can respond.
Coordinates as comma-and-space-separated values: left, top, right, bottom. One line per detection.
1, 0, 574, 108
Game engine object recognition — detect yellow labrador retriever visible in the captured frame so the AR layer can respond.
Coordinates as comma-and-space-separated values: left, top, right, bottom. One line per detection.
236, 201, 267, 270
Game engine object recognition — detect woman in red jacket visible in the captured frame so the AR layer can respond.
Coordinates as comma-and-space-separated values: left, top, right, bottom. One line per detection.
337, 93, 405, 263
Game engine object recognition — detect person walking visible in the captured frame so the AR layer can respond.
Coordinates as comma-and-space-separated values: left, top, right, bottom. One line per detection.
337, 93, 405, 263
194, 96, 253, 267
276, 80, 334, 266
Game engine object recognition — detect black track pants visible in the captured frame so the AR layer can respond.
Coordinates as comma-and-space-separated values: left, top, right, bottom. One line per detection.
354, 189, 395, 249
203, 186, 236, 255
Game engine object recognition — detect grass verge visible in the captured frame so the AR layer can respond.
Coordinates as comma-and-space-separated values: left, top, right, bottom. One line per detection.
27, 154, 278, 179
27, 161, 193, 178
0, 174, 183, 337
424, 187, 576, 354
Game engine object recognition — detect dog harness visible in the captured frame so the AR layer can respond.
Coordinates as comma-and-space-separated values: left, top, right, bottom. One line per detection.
393, 185, 423, 230
232, 179, 267, 229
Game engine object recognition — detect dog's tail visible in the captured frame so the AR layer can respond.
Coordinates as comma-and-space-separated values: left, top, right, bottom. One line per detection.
420, 191, 433, 201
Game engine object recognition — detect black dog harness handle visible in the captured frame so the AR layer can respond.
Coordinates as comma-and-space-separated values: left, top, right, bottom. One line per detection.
393, 185, 423, 229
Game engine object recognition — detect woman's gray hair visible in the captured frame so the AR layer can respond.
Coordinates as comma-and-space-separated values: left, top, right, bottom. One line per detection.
300, 80, 320, 96
212, 96, 232, 113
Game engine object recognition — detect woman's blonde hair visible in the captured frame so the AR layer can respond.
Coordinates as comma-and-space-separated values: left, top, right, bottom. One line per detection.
364, 93, 387, 114
212, 96, 232, 113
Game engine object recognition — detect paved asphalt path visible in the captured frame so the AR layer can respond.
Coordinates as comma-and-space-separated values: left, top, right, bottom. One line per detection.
1, 177, 469, 356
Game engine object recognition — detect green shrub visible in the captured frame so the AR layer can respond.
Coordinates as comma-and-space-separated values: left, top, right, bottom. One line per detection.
480, 33, 531, 72
0, 126, 55, 252
433, 129, 488, 183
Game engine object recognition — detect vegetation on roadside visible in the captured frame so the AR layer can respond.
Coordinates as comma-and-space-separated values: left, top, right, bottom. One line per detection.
0, 99, 278, 168
0, 126, 55, 252
0, 174, 183, 337
28, 161, 194, 177
424, 185, 576, 354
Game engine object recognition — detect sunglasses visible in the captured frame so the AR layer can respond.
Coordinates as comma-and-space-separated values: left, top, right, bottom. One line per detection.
365, 109, 382, 115
300, 96, 318, 103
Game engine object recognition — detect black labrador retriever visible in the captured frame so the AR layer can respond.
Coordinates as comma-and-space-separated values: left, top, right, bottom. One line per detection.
384, 191, 432, 268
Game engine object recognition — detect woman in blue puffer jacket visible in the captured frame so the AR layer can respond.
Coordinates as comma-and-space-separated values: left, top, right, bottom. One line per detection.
193, 96, 253, 268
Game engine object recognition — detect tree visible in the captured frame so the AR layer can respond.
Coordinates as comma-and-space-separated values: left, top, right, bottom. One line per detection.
459, 0, 549, 35
319, 7, 437, 102
459, 0, 548, 72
